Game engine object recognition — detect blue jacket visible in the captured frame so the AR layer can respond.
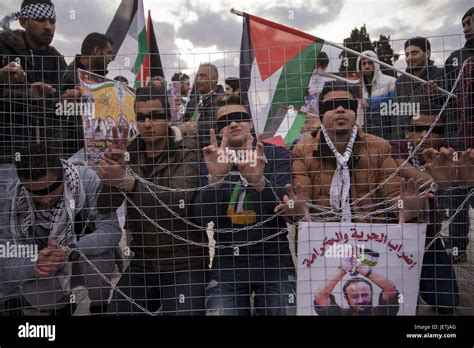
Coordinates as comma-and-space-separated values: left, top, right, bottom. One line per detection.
193, 144, 292, 258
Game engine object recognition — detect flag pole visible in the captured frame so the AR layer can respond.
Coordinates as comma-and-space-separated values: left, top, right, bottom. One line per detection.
230, 9, 455, 99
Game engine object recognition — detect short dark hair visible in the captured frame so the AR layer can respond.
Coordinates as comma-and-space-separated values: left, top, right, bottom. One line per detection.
16, 143, 61, 181
316, 51, 329, 69
113, 75, 128, 84
343, 277, 373, 304
21, 0, 53, 9
224, 77, 240, 92
171, 72, 189, 82
319, 80, 359, 105
135, 85, 170, 119
404, 37, 431, 52
81, 33, 113, 56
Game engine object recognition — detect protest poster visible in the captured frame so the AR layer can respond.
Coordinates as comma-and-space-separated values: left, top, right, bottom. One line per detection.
78, 69, 137, 167
297, 222, 427, 316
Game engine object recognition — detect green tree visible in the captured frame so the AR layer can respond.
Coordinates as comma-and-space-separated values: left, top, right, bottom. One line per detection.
374, 34, 399, 77
339, 26, 399, 78
338, 24, 374, 75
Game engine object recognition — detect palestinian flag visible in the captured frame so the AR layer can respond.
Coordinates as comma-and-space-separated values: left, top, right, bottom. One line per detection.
239, 13, 324, 139
106, 0, 163, 88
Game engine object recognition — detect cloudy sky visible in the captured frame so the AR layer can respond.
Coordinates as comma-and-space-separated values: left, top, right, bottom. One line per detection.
2, 0, 472, 83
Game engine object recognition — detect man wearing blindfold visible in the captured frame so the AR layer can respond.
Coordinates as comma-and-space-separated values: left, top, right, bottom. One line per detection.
0, 142, 121, 315
277, 80, 431, 225
390, 107, 460, 313
193, 95, 295, 315
97, 86, 208, 315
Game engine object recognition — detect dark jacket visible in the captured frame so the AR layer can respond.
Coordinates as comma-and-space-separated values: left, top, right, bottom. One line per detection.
193, 143, 293, 263
183, 85, 225, 149
394, 64, 446, 140
292, 130, 401, 223
0, 29, 67, 162
444, 41, 474, 150
98, 128, 207, 273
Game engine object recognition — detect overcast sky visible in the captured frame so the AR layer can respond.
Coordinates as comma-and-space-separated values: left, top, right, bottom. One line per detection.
2, 0, 472, 83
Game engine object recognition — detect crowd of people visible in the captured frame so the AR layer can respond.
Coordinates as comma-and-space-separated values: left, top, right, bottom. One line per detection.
0, 0, 473, 316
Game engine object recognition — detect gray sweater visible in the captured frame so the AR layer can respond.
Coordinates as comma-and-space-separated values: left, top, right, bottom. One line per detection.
0, 160, 122, 293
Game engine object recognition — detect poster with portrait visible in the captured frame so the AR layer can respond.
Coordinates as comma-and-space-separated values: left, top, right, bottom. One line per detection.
78, 69, 137, 168
297, 222, 427, 316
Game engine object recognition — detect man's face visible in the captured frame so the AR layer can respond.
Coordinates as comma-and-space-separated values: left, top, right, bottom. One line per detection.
181, 79, 191, 95
361, 58, 374, 78
346, 282, 373, 315
216, 105, 253, 148
463, 15, 474, 43
405, 45, 429, 71
91, 42, 113, 71
321, 90, 357, 135
196, 66, 214, 94
22, 171, 64, 209
20, 18, 56, 47
405, 114, 445, 154
136, 99, 169, 145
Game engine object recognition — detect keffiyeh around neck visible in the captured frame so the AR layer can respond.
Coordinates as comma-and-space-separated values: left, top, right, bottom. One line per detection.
11, 159, 84, 293
320, 124, 358, 222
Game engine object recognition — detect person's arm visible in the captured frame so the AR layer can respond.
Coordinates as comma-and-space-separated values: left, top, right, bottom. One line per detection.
394, 158, 433, 184
314, 267, 347, 308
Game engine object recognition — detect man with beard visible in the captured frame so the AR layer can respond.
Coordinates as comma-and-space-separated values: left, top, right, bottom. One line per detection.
0, 0, 67, 308
313, 256, 400, 316
61, 32, 113, 90
394, 37, 446, 140
60, 32, 113, 157
391, 108, 460, 313
0, 0, 67, 161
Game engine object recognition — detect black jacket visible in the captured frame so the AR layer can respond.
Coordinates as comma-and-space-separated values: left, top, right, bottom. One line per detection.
444, 41, 474, 149
0, 29, 67, 162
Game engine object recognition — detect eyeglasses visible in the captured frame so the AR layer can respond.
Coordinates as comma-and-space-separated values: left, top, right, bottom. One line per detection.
216, 112, 252, 134
406, 124, 445, 135
136, 110, 168, 122
319, 99, 358, 115
23, 170, 64, 196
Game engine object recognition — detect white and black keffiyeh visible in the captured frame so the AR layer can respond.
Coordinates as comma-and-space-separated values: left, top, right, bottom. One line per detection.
1, 3, 56, 29
11, 159, 85, 293
320, 124, 358, 222
406, 141, 426, 172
